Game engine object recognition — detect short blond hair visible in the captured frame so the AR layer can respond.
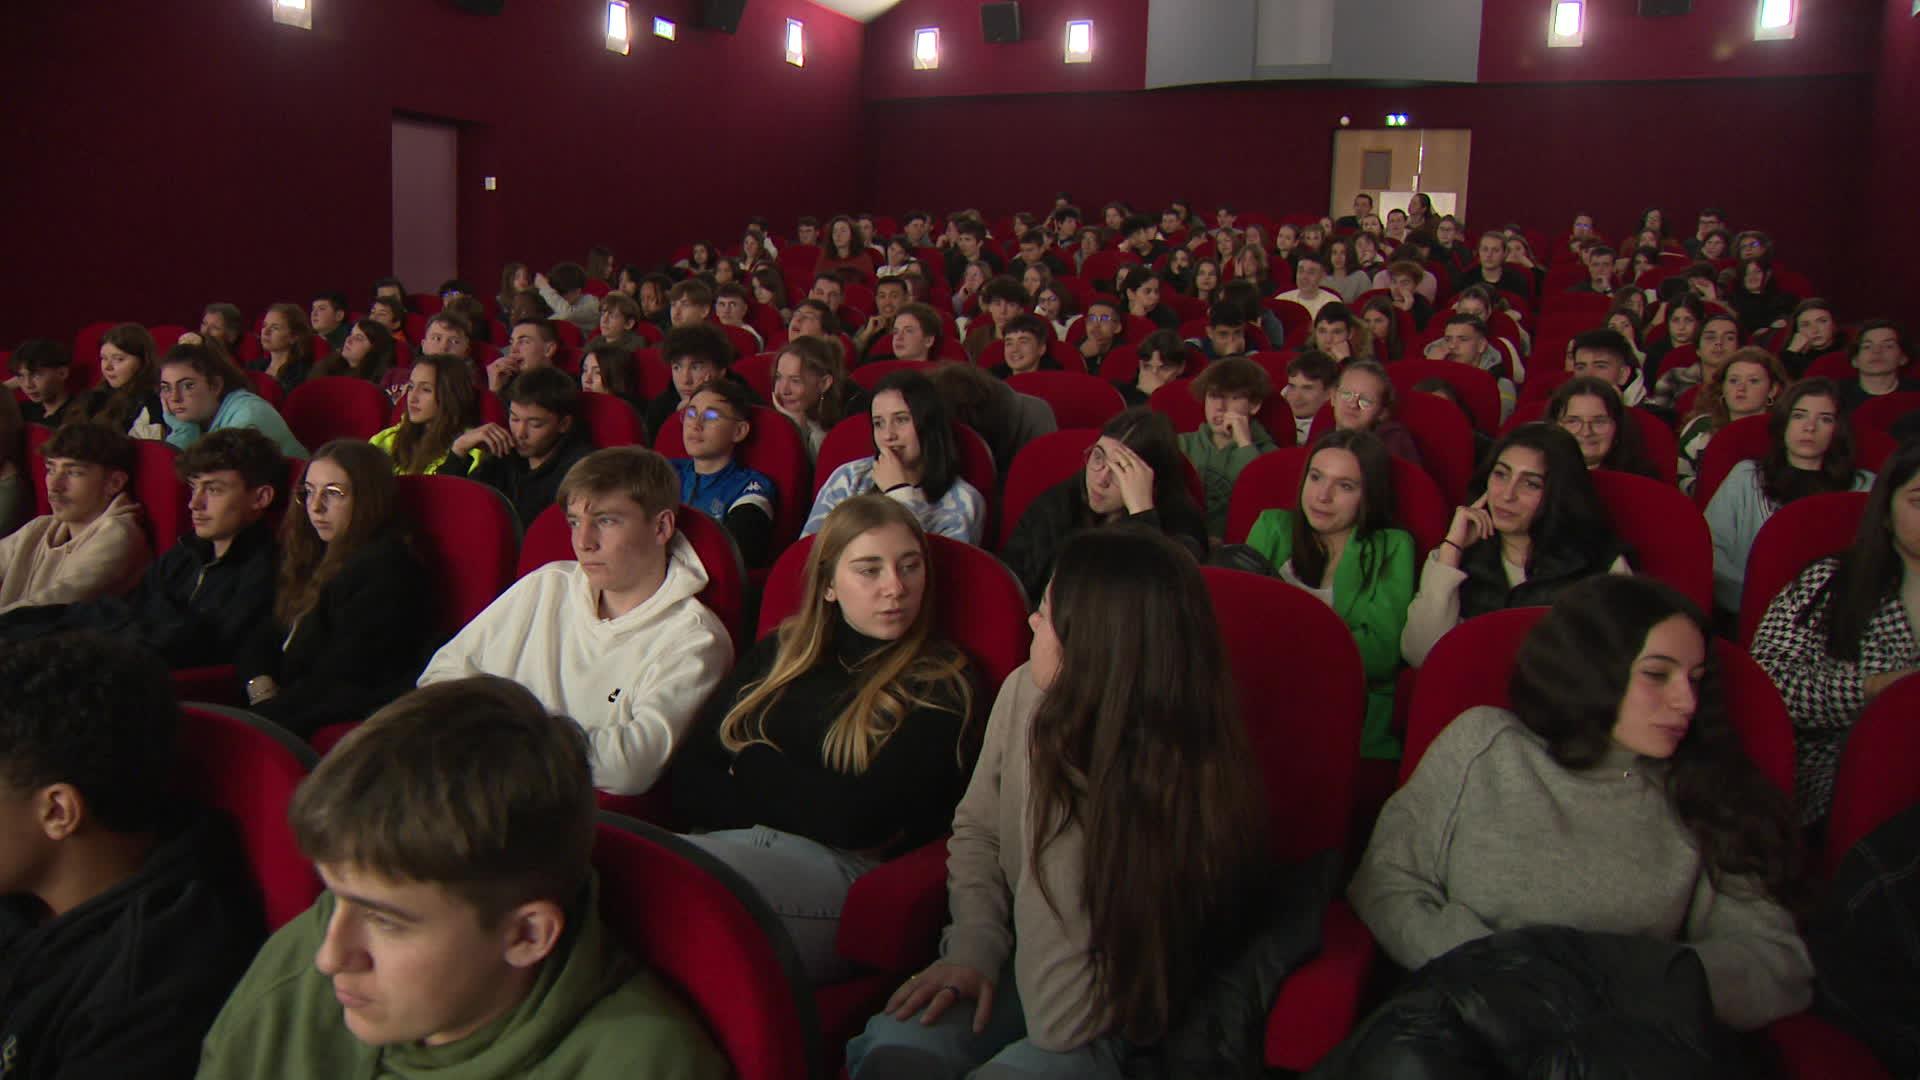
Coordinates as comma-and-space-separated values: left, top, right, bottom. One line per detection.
555, 446, 678, 518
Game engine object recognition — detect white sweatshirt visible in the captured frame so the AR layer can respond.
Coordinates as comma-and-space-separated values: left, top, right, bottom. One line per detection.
417, 535, 733, 794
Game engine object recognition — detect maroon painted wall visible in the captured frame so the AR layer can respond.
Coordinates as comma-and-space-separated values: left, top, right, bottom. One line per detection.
864, 0, 1148, 101
1862, 0, 1920, 319
860, 76, 1870, 303
1478, 0, 1876, 82
0, 0, 864, 345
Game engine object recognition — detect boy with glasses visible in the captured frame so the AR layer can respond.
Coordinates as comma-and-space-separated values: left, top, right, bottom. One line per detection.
671, 380, 777, 568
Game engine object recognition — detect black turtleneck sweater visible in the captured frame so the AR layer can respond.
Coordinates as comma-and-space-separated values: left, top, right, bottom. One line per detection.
670, 619, 972, 854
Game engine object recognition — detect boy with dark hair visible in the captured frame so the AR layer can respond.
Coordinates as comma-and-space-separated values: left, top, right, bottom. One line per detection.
962, 276, 1031, 360
487, 317, 561, 393
197, 676, 728, 1075
1193, 301, 1248, 361
667, 279, 715, 329
1077, 297, 1126, 375
1014, 231, 1068, 277
371, 278, 407, 307
854, 277, 911, 361
1179, 356, 1279, 537
468, 368, 595, 526
672, 379, 776, 567
419, 454, 733, 796
1119, 214, 1165, 263
0, 422, 149, 614
1569, 327, 1646, 406
1277, 253, 1339, 318
536, 261, 601, 337
990, 314, 1059, 379
1280, 350, 1340, 446
309, 291, 352, 350
587, 292, 647, 355
0, 633, 265, 1078
795, 215, 821, 247
943, 219, 1003, 284
0, 428, 283, 664
9, 340, 78, 425
645, 324, 737, 438
712, 283, 764, 350
420, 311, 473, 363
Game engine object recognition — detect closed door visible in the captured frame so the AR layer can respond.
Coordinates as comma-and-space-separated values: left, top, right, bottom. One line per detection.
391, 117, 458, 292
1330, 129, 1471, 222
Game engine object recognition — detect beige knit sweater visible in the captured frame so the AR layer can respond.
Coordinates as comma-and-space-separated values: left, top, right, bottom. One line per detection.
0, 494, 151, 615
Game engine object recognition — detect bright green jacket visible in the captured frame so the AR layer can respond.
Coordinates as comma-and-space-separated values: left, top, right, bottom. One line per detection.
195, 879, 728, 1080
1244, 510, 1415, 759
1178, 421, 1279, 538
369, 425, 483, 477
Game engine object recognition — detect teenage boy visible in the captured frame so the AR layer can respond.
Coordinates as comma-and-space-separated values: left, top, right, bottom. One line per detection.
196, 676, 729, 1076
1192, 302, 1248, 362
587, 292, 648, 355
1568, 327, 1647, 407
712, 283, 765, 351
1442, 313, 1520, 416
644, 324, 737, 439
0, 633, 265, 1078
962, 277, 1030, 361
853, 277, 911, 361
672, 380, 777, 568
990, 314, 1059, 379
418, 450, 733, 796
1276, 253, 1339, 318
943, 220, 1003, 285
1077, 298, 1126, 375
1280, 351, 1340, 446
667, 279, 715, 330
0, 428, 282, 664
0, 423, 150, 615
467, 368, 595, 527
309, 292, 352, 351
485, 317, 562, 393
9, 340, 78, 425
1178, 356, 1279, 538
1568, 246, 1617, 295
535, 261, 601, 337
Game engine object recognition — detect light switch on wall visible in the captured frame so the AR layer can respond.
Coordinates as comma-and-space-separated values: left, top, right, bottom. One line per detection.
484, 176, 497, 191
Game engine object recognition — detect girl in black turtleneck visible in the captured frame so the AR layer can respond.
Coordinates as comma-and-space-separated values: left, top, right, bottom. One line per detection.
673, 494, 975, 983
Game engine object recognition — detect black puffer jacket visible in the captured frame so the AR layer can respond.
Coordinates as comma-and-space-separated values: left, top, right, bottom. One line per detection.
1308, 927, 1769, 1079
1811, 801, 1920, 1078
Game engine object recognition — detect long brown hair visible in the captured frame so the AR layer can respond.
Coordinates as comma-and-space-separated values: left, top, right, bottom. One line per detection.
275, 440, 405, 626
87, 323, 162, 431
264, 302, 315, 370
1027, 529, 1266, 1043
720, 495, 971, 773
386, 356, 479, 474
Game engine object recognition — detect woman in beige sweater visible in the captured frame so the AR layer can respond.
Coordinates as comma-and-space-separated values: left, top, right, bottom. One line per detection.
847, 529, 1268, 1078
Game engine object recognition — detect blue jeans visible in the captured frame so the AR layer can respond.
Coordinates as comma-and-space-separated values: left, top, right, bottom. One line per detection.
681, 826, 878, 984
846, 959, 1127, 1079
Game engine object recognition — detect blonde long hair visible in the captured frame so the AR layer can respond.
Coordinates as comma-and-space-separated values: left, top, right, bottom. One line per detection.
719, 495, 972, 774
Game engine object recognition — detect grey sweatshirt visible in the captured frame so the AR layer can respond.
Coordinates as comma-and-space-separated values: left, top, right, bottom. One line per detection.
1349, 706, 1812, 1031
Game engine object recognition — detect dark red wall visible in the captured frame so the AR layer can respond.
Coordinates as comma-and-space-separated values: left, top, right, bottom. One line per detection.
0, 0, 864, 345
1478, 0, 1876, 82
1862, 0, 1920, 318
860, 76, 1870, 303
863, 0, 1148, 100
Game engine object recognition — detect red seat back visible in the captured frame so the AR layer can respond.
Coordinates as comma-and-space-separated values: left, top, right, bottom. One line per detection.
849, 358, 939, 391
812, 415, 996, 520
177, 705, 322, 931
1385, 358, 1501, 437
1849, 391, 1920, 438
1802, 351, 1853, 383
1224, 445, 1450, 560
1148, 378, 1203, 435
1825, 674, 1920, 878
1202, 567, 1365, 860
1402, 607, 1794, 798
25, 423, 53, 517
654, 406, 812, 552
1735, 491, 1868, 648
393, 475, 521, 640
1006, 371, 1125, 430
1395, 390, 1478, 506
1590, 469, 1713, 612
578, 391, 647, 448
732, 353, 776, 398
1693, 414, 1773, 508
131, 439, 187, 552
592, 815, 819, 1080
281, 376, 391, 450
758, 533, 1031, 694
245, 371, 286, 410
1263, 298, 1314, 345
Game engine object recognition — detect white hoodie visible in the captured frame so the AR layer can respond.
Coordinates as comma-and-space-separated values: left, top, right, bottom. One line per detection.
418, 534, 733, 794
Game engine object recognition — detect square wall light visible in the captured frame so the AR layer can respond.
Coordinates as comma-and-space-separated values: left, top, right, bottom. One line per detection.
1548, 0, 1584, 47
605, 1, 631, 54
271, 0, 312, 30
786, 18, 805, 66
914, 27, 940, 69
1065, 20, 1092, 63
1756, 0, 1795, 39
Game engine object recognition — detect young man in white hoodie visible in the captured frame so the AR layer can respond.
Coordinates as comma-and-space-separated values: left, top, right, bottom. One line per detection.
0, 422, 151, 615
417, 447, 732, 796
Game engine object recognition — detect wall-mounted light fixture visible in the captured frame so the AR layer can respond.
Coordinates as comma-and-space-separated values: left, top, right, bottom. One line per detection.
1065, 20, 1093, 63
914, 27, 940, 69
605, 1, 631, 54
1547, 0, 1584, 47
653, 15, 676, 40
786, 18, 805, 66
1755, 0, 1795, 39
1385, 113, 1411, 127
271, 0, 312, 30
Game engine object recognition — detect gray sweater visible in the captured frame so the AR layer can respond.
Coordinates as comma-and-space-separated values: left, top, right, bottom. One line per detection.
1349, 706, 1812, 1031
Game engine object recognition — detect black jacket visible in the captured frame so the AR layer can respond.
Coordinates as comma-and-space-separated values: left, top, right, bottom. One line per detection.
1811, 801, 1920, 1078
237, 527, 436, 737
1308, 927, 1764, 1079
1457, 530, 1630, 623
0, 808, 265, 1080
468, 430, 595, 527
1001, 477, 1209, 604
0, 521, 277, 667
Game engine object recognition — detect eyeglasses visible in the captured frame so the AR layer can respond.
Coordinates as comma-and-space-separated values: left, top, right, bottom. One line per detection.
1086, 313, 1117, 323
683, 406, 739, 424
1335, 388, 1379, 411
1559, 416, 1615, 434
1082, 445, 1110, 471
296, 483, 350, 507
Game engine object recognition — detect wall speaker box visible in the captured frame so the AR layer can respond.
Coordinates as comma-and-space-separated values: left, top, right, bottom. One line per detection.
1638, 0, 1693, 15
699, 0, 748, 33
449, 0, 506, 13
981, 2, 1022, 44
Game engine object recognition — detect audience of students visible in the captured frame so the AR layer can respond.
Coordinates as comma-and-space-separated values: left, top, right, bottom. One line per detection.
159, 342, 308, 458
804, 370, 986, 545
672, 378, 777, 567
1678, 346, 1790, 493
370, 355, 485, 476
1178, 357, 1278, 538
467, 367, 595, 527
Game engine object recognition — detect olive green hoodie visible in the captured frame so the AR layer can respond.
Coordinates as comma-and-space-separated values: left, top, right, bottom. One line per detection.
195, 878, 728, 1079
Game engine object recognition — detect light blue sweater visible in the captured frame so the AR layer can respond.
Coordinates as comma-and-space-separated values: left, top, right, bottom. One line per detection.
163, 390, 308, 458
802, 457, 985, 545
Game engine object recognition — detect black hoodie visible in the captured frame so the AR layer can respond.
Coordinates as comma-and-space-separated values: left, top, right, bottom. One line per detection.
0, 809, 266, 1080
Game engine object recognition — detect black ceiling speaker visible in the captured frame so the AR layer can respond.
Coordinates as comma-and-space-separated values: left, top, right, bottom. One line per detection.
982, 2, 1022, 44
1638, 0, 1693, 14
448, 0, 507, 13
699, 0, 748, 33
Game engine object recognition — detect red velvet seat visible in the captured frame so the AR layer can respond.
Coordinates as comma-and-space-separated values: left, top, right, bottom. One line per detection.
245, 371, 286, 410
654, 404, 813, 554
282, 376, 391, 450
592, 814, 820, 1080
548, 318, 585, 349
1263, 298, 1313, 345
1849, 390, 1920, 439
1589, 469, 1713, 612
393, 474, 521, 641
1394, 389, 1478, 506
1147, 377, 1202, 435
1735, 491, 1868, 648
1006, 370, 1124, 429
732, 352, 776, 398
578, 391, 647, 447
71, 321, 114, 391
996, 428, 1207, 551
848, 358, 939, 391
148, 323, 189, 353
1224, 445, 1450, 560
1824, 673, 1920, 879
129, 438, 188, 552
1385, 358, 1502, 437
1802, 351, 1854, 383
1692, 414, 1773, 508
177, 704, 323, 930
